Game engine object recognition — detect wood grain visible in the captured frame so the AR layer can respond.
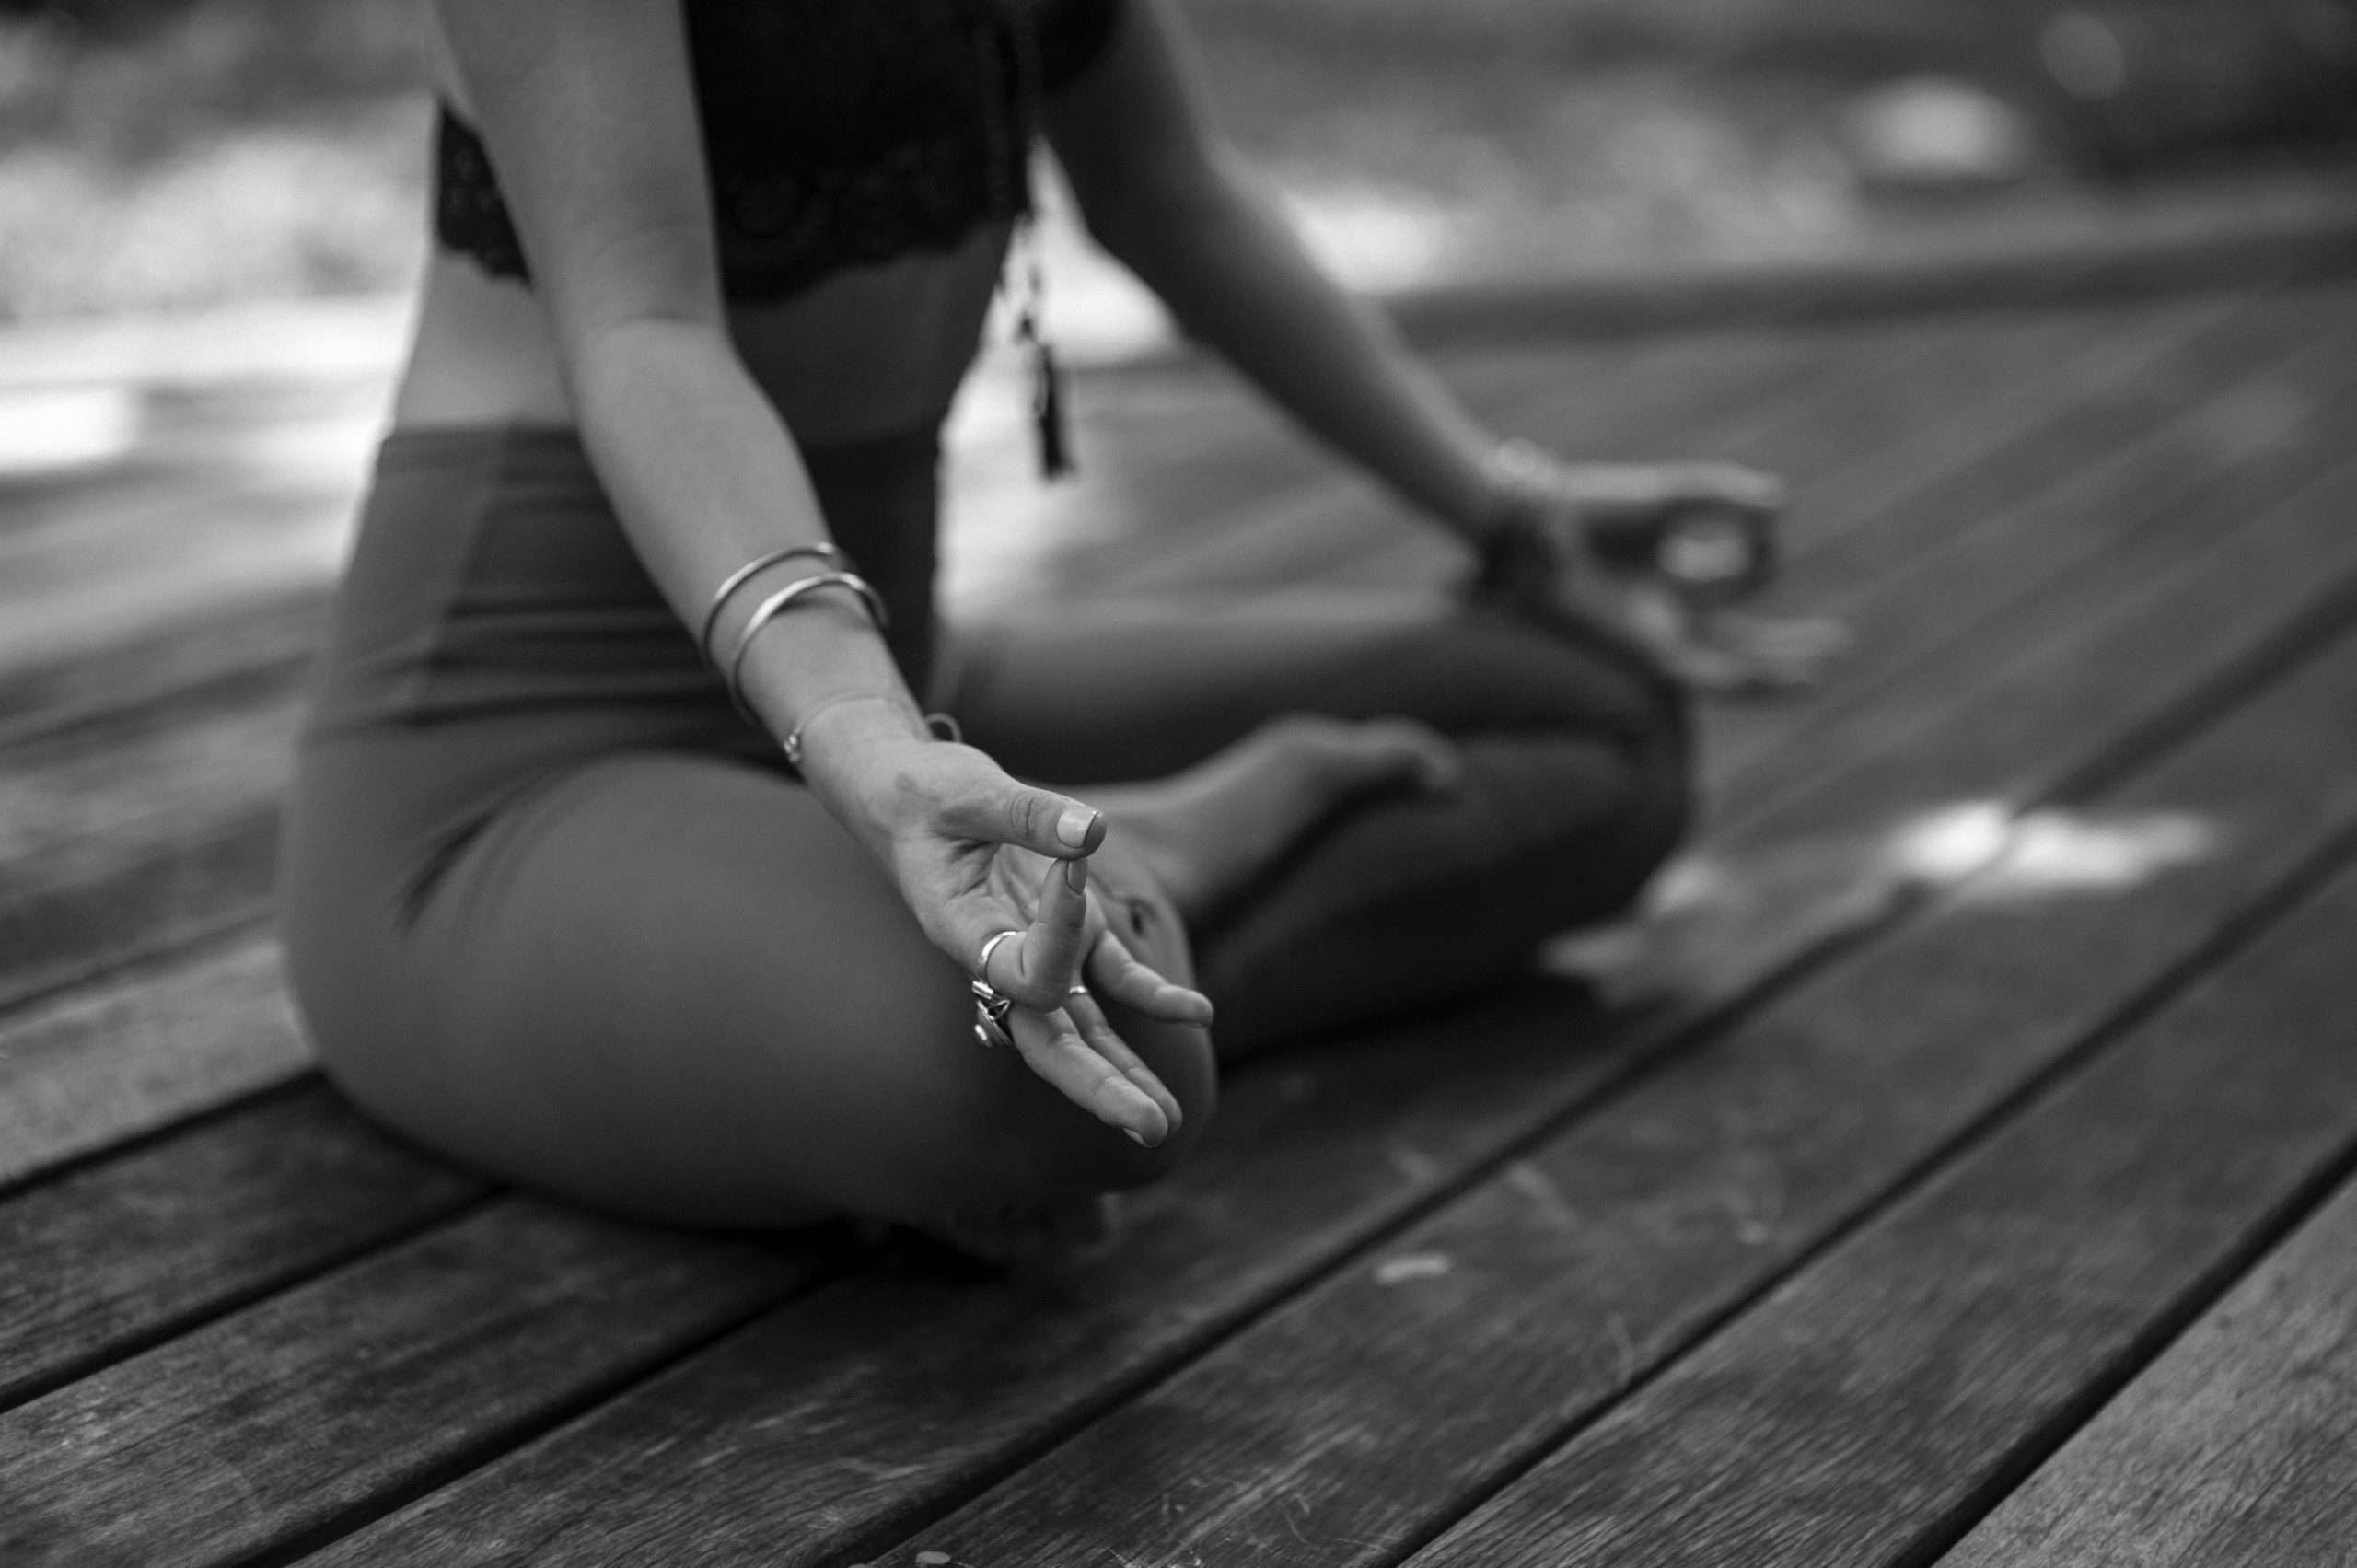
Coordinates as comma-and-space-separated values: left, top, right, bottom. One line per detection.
0, 1082, 485, 1410
0, 935, 308, 1191
1937, 1176, 2357, 1568
1713, 300, 2357, 821
0, 689, 294, 1011
1413, 839, 2357, 1568
0, 1198, 832, 1568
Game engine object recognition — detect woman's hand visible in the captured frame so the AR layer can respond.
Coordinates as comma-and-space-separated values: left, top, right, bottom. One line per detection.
1472, 451, 1851, 694
801, 705, 1211, 1145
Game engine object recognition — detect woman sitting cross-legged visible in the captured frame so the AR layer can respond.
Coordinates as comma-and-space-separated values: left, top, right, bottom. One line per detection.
276, 0, 1838, 1256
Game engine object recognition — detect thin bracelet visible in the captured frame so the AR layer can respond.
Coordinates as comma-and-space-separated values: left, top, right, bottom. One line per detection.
698, 543, 852, 670
782, 701, 966, 769
781, 693, 912, 768
724, 571, 891, 726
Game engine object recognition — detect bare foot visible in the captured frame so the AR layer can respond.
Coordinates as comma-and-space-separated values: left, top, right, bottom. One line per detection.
1092, 714, 1462, 921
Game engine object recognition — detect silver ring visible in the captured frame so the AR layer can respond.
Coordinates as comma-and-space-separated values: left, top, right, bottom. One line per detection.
970, 977, 1016, 1050
976, 928, 1021, 983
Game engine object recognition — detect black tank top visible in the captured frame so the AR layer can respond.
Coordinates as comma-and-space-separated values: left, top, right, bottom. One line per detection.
435, 0, 1123, 301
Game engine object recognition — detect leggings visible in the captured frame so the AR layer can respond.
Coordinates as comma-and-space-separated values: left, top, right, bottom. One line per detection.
277, 424, 1689, 1228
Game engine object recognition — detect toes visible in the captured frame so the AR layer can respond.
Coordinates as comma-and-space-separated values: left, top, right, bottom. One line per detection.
1350, 718, 1464, 795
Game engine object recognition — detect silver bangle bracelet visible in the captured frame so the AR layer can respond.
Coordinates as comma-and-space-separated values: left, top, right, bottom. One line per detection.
698, 543, 852, 670
724, 571, 891, 726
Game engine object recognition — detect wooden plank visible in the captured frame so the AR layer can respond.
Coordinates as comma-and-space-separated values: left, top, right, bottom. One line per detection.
0, 1200, 835, 1568
0, 590, 320, 754
1939, 1176, 2357, 1568
1377, 195, 2357, 344
816, 605, 2357, 1568
0, 688, 295, 1011
1410, 840, 2357, 1568
1712, 296, 2357, 814
0, 1082, 486, 1411
0, 480, 356, 685
0, 937, 306, 1191
293, 399, 2357, 1561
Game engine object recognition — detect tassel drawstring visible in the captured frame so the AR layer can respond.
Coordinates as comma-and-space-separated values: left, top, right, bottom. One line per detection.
978, 0, 1074, 481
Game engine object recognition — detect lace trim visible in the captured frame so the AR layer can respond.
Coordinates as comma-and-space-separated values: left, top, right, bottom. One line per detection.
433, 0, 1119, 301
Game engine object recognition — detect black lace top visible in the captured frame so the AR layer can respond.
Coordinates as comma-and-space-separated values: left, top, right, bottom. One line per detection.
435, 0, 1123, 300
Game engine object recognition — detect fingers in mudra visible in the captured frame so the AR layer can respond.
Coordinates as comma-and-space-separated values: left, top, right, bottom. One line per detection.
975, 845, 1213, 1023
1619, 582, 1852, 695
978, 854, 1093, 1009
1004, 995, 1175, 1146
1488, 456, 1847, 694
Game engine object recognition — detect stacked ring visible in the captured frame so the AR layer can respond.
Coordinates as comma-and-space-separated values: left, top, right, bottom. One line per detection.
970, 928, 1023, 1049
970, 979, 1016, 1050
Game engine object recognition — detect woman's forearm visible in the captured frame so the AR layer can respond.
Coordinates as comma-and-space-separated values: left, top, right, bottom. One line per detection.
1099, 155, 1505, 541
567, 318, 929, 827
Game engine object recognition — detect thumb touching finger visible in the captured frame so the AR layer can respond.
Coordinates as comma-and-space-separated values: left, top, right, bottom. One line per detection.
951, 779, 1105, 858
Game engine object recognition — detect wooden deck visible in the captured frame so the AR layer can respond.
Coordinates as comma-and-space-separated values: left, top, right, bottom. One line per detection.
6, 254, 2357, 1565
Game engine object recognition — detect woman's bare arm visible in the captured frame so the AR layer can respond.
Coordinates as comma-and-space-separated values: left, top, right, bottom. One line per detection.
1046, 0, 1840, 690
424, 0, 1208, 1137
425, 0, 912, 742
1043, 0, 1504, 540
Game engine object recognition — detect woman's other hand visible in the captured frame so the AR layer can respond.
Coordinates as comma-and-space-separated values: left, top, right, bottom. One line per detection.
798, 702, 1210, 1144
1473, 451, 1851, 694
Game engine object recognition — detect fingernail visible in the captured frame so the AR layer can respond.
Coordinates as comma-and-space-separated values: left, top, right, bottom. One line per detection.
1124, 1128, 1149, 1146
1057, 806, 1099, 849
1064, 857, 1087, 892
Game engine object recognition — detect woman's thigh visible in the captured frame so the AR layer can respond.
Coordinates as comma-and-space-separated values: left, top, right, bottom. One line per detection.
281, 746, 1213, 1228
941, 591, 1679, 784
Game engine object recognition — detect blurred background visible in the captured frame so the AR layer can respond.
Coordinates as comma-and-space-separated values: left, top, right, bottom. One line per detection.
2, 0, 2353, 321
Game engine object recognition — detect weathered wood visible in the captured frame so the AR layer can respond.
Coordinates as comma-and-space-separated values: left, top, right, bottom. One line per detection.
295, 374, 2357, 1563
0, 691, 296, 1011
0, 1199, 835, 1568
0, 936, 306, 1191
1377, 198, 2357, 345
0, 589, 320, 754
0, 480, 355, 686
1411, 837, 2357, 1568
0, 1082, 485, 1411
861, 610, 2357, 1568
1939, 1176, 2357, 1568
1714, 298, 2357, 818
